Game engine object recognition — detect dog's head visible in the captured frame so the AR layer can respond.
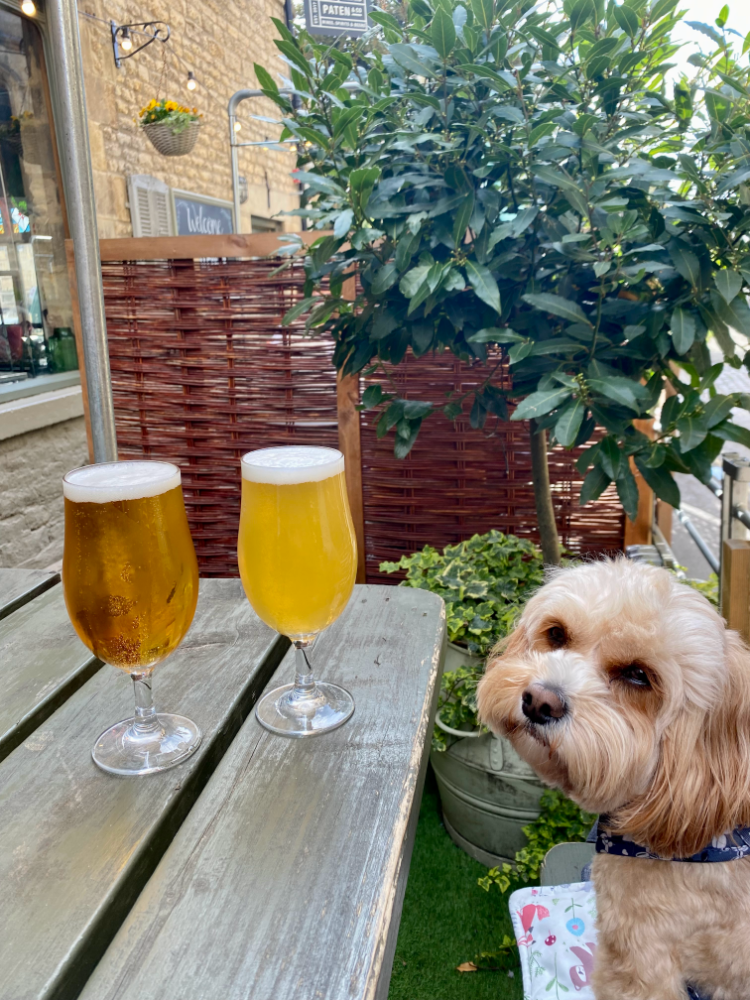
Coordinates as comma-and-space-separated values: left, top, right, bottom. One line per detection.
477, 558, 750, 857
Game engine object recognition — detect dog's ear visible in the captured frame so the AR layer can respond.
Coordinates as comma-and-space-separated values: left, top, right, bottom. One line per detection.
613, 629, 750, 857
485, 621, 528, 670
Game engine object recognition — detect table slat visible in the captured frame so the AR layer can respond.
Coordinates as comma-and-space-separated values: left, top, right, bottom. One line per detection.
0, 578, 286, 1000
0, 568, 59, 621
78, 586, 445, 1000
0, 583, 99, 762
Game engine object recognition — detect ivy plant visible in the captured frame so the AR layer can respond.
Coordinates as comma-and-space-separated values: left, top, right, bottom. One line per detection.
380, 528, 544, 653
256, 0, 750, 563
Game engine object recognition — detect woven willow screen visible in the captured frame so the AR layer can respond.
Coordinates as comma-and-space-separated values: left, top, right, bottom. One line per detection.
93, 238, 624, 579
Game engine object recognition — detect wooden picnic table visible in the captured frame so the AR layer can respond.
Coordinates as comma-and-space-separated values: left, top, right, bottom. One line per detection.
0, 574, 445, 1000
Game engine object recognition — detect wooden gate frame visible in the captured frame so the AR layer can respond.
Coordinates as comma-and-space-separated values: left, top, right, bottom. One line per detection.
65, 232, 367, 583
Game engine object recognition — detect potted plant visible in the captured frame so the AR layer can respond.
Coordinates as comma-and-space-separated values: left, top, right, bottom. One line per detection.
382, 530, 548, 865
138, 99, 202, 157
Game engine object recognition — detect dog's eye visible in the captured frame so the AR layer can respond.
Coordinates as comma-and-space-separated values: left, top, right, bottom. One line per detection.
546, 624, 567, 649
617, 663, 651, 688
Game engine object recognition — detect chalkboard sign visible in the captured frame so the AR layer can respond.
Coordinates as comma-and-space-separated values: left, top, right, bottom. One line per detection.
171, 190, 234, 236
304, 0, 371, 37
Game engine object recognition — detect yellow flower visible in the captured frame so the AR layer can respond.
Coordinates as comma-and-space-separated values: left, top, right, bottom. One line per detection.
147, 99, 157, 109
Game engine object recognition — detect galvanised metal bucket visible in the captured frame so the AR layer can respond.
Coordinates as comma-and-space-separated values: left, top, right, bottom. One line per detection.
431, 642, 545, 866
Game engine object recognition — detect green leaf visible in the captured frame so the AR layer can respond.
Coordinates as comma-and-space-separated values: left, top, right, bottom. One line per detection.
635, 459, 680, 507
254, 63, 279, 95
669, 241, 702, 289
580, 466, 611, 505
522, 293, 592, 327
670, 308, 696, 355
704, 395, 735, 428
400, 264, 431, 299
361, 383, 384, 408
389, 43, 437, 78
599, 436, 622, 480
469, 0, 494, 33
282, 296, 316, 325
616, 465, 640, 522
369, 8, 403, 32
716, 294, 750, 337
588, 376, 642, 412
613, 3, 639, 36
713, 269, 743, 305
467, 327, 522, 344
371, 261, 399, 295
465, 261, 501, 314
711, 420, 750, 450
676, 413, 708, 453
528, 122, 556, 147
333, 208, 354, 239
452, 191, 475, 248
570, 0, 596, 30
431, 6, 456, 56
292, 170, 345, 198
510, 386, 572, 421
555, 397, 585, 447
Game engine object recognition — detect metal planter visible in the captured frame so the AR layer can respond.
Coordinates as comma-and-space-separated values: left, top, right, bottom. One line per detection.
432, 642, 545, 866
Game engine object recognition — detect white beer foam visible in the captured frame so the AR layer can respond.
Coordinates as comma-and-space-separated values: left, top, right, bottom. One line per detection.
63, 461, 181, 503
241, 446, 344, 485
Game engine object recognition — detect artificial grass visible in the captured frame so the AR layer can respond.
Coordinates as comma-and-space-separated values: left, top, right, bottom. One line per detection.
389, 768, 523, 1000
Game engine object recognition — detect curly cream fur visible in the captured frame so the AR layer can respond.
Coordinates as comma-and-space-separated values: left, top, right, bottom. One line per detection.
476, 558, 750, 999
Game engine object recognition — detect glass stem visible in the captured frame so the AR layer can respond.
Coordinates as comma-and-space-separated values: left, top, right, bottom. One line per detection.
131, 671, 161, 736
293, 641, 318, 695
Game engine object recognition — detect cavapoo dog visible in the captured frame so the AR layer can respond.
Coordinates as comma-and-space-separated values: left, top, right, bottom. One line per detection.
476, 558, 750, 1000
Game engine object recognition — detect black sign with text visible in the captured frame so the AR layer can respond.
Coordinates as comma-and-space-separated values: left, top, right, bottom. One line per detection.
303, 0, 371, 37
173, 193, 234, 237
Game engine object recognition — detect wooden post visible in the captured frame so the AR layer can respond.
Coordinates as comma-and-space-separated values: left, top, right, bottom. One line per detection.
623, 418, 656, 549
656, 500, 673, 545
721, 539, 750, 642
337, 274, 366, 584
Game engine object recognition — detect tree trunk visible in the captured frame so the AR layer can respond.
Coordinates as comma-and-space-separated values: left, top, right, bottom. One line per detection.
529, 419, 561, 566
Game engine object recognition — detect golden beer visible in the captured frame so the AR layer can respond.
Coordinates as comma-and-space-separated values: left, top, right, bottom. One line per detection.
62, 461, 199, 671
238, 447, 357, 638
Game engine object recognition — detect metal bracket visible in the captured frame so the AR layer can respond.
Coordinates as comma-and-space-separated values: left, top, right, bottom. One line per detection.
111, 21, 170, 69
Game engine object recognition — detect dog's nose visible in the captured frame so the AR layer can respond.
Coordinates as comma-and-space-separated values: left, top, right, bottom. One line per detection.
521, 684, 567, 725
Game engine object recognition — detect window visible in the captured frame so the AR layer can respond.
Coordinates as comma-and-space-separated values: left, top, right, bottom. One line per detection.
251, 215, 282, 233
0, 8, 75, 391
127, 174, 174, 237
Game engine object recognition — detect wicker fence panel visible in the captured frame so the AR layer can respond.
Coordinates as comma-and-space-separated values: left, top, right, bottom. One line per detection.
360, 351, 624, 583
99, 250, 623, 581
103, 257, 338, 576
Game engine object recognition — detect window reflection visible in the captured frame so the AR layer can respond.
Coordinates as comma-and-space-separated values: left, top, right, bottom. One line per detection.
0, 8, 75, 384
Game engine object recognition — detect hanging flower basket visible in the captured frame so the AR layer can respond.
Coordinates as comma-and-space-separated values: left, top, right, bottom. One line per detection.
138, 99, 202, 157
142, 120, 201, 157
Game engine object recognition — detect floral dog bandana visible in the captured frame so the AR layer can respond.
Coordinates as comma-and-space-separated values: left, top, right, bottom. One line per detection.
596, 821, 750, 862
509, 881, 597, 998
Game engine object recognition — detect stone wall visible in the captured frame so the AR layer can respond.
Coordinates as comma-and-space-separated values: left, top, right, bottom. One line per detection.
78, 0, 299, 237
0, 417, 88, 569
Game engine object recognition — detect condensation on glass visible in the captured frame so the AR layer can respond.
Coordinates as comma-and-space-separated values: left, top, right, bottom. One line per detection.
0, 8, 75, 383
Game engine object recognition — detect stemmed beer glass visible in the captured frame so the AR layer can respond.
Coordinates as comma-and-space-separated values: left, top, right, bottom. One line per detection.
62, 460, 201, 775
238, 446, 357, 736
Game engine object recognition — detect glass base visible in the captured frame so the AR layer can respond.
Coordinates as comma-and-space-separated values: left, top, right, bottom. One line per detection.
92, 713, 202, 776
256, 681, 354, 737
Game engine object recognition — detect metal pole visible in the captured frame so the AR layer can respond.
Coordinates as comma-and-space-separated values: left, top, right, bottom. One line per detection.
47, 0, 117, 463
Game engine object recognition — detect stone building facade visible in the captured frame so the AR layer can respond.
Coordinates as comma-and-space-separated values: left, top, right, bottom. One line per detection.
0, 0, 298, 570
79, 0, 298, 236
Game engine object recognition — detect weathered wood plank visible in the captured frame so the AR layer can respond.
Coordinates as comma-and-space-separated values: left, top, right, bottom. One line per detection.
79, 586, 445, 1000
0, 579, 287, 1000
0, 568, 59, 621
0, 583, 99, 762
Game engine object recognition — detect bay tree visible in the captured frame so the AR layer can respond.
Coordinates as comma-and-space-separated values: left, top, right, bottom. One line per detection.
256, 0, 750, 564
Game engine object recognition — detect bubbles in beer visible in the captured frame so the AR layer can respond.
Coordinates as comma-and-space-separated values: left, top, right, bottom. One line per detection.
241, 446, 344, 486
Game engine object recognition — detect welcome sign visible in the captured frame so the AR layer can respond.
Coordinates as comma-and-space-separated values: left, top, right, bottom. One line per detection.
304, 0, 371, 36
172, 190, 234, 236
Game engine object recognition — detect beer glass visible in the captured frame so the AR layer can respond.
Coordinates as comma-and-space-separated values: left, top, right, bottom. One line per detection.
238, 446, 357, 736
62, 460, 201, 775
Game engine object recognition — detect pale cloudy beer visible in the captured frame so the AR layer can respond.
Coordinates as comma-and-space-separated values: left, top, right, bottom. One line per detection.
238, 446, 357, 639
63, 461, 199, 671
